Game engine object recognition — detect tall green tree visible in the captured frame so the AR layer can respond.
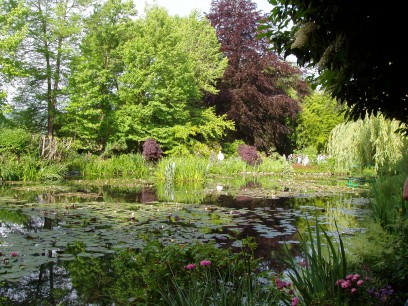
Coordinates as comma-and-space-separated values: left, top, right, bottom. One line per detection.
0, 0, 27, 125
206, 0, 309, 154
9, 0, 91, 135
265, 0, 408, 132
295, 91, 344, 153
116, 7, 232, 153
60, 0, 136, 150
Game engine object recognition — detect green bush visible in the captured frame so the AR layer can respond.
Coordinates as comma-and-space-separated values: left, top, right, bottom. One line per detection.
347, 219, 408, 304
0, 128, 32, 155
63, 238, 292, 305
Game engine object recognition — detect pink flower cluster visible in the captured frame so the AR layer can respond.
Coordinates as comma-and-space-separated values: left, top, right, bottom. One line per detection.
336, 273, 369, 294
275, 278, 299, 305
275, 278, 292, 290
184, 260, 212, 270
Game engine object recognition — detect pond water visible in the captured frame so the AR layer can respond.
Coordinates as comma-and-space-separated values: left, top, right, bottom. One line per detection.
0, 175, 369, 304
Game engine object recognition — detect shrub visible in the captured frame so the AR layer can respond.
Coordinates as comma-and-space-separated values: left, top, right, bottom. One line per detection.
142, 138, 163, 162
238, 144, 262, 166
0, 128, 32, 155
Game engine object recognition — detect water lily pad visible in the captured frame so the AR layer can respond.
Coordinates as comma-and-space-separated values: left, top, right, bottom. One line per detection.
76, 252, 93, 258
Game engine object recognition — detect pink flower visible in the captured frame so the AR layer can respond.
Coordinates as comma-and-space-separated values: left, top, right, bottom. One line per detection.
292, 296, 299, 306
200, 260, 211, 267
185, 264, 196, 270
10, 252, 18, 257
346, 274, 353, 280
341, 280, 352, 289
365, 277, 369, 281
351, 288, 357, 294
352, 274, 360, 281
336, 279, 345, 286
357, 280, 364, 286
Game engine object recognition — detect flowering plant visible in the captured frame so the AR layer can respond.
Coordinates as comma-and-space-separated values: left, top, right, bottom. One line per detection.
336, 273, 371, 304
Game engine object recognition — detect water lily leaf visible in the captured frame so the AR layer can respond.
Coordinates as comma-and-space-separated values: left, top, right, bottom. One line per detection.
57, 254, 76, 261
76, 252, 92, 258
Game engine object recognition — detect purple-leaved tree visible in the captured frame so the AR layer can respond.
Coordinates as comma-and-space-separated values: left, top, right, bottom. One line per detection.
206, 0, 309, 154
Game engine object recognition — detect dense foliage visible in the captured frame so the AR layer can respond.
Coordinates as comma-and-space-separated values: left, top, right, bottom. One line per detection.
206, 0, 309, 154
296, 91, 344, 152
0, 0, 27, 125
142, 138, 163, 162
327, 115, 408, 173
265, 0, 408, 132
237, 144, 262, 166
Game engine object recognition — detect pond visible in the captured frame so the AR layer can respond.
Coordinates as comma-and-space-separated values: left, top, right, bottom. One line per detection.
0, 175, 369, 304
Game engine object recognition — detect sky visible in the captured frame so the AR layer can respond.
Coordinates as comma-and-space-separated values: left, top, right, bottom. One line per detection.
132, 0, 274, 17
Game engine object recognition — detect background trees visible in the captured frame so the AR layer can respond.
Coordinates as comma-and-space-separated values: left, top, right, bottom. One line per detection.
266, 0, 408, 131
295, 92, 344, 153
0, 0, 27, 126
206, 0, 309, 154
60, 0, 136, 151
9, 0, 92, 135
62, 5, 233, 154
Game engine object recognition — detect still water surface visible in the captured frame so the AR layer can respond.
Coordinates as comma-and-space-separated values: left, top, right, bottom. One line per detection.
0, 176, 368, 304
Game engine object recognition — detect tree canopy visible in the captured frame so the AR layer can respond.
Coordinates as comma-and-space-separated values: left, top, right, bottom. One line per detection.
61, 5, 233, 153
206, 0, 309, 154
266, 0, 408, 131
295, 91, 344, 153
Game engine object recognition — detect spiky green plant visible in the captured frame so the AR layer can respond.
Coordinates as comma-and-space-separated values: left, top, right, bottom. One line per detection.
282, 218, 348, 305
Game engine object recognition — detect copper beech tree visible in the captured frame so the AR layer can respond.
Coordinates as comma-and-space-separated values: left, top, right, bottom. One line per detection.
206, 0, 309, 154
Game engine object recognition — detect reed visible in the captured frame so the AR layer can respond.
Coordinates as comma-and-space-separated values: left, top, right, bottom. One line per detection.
156, 155, 209, 182
282, 218, 347, 305
82, 154, 148, 179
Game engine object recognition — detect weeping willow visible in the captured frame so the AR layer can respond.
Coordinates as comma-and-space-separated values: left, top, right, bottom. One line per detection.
327, 115, 408, 173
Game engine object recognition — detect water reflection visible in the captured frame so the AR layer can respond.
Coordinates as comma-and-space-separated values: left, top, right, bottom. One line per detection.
0, 178, 368, 304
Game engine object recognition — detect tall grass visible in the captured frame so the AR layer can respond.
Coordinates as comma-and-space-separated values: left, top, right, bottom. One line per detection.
0, 153, 67, 181
369, 174, 408, 229
156, 156, 210, 182
282, 218, 347, 305
257, 154, 293, 174
0, 154, 20, 180
207, 157, 249, 175
80, 154, 149, 179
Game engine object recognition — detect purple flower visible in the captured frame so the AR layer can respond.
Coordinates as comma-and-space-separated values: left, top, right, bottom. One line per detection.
291, 296, 299, 306
200, 260, 211, 267
185, 264, 196, 270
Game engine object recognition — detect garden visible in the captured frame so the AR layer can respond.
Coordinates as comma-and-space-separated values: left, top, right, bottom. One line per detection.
0, 130, 407, 305
1, 0, 408, 305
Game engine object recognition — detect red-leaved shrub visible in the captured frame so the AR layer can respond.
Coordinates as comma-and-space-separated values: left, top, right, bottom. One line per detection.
142, 138, 163, 162
238, 144, 262, 166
